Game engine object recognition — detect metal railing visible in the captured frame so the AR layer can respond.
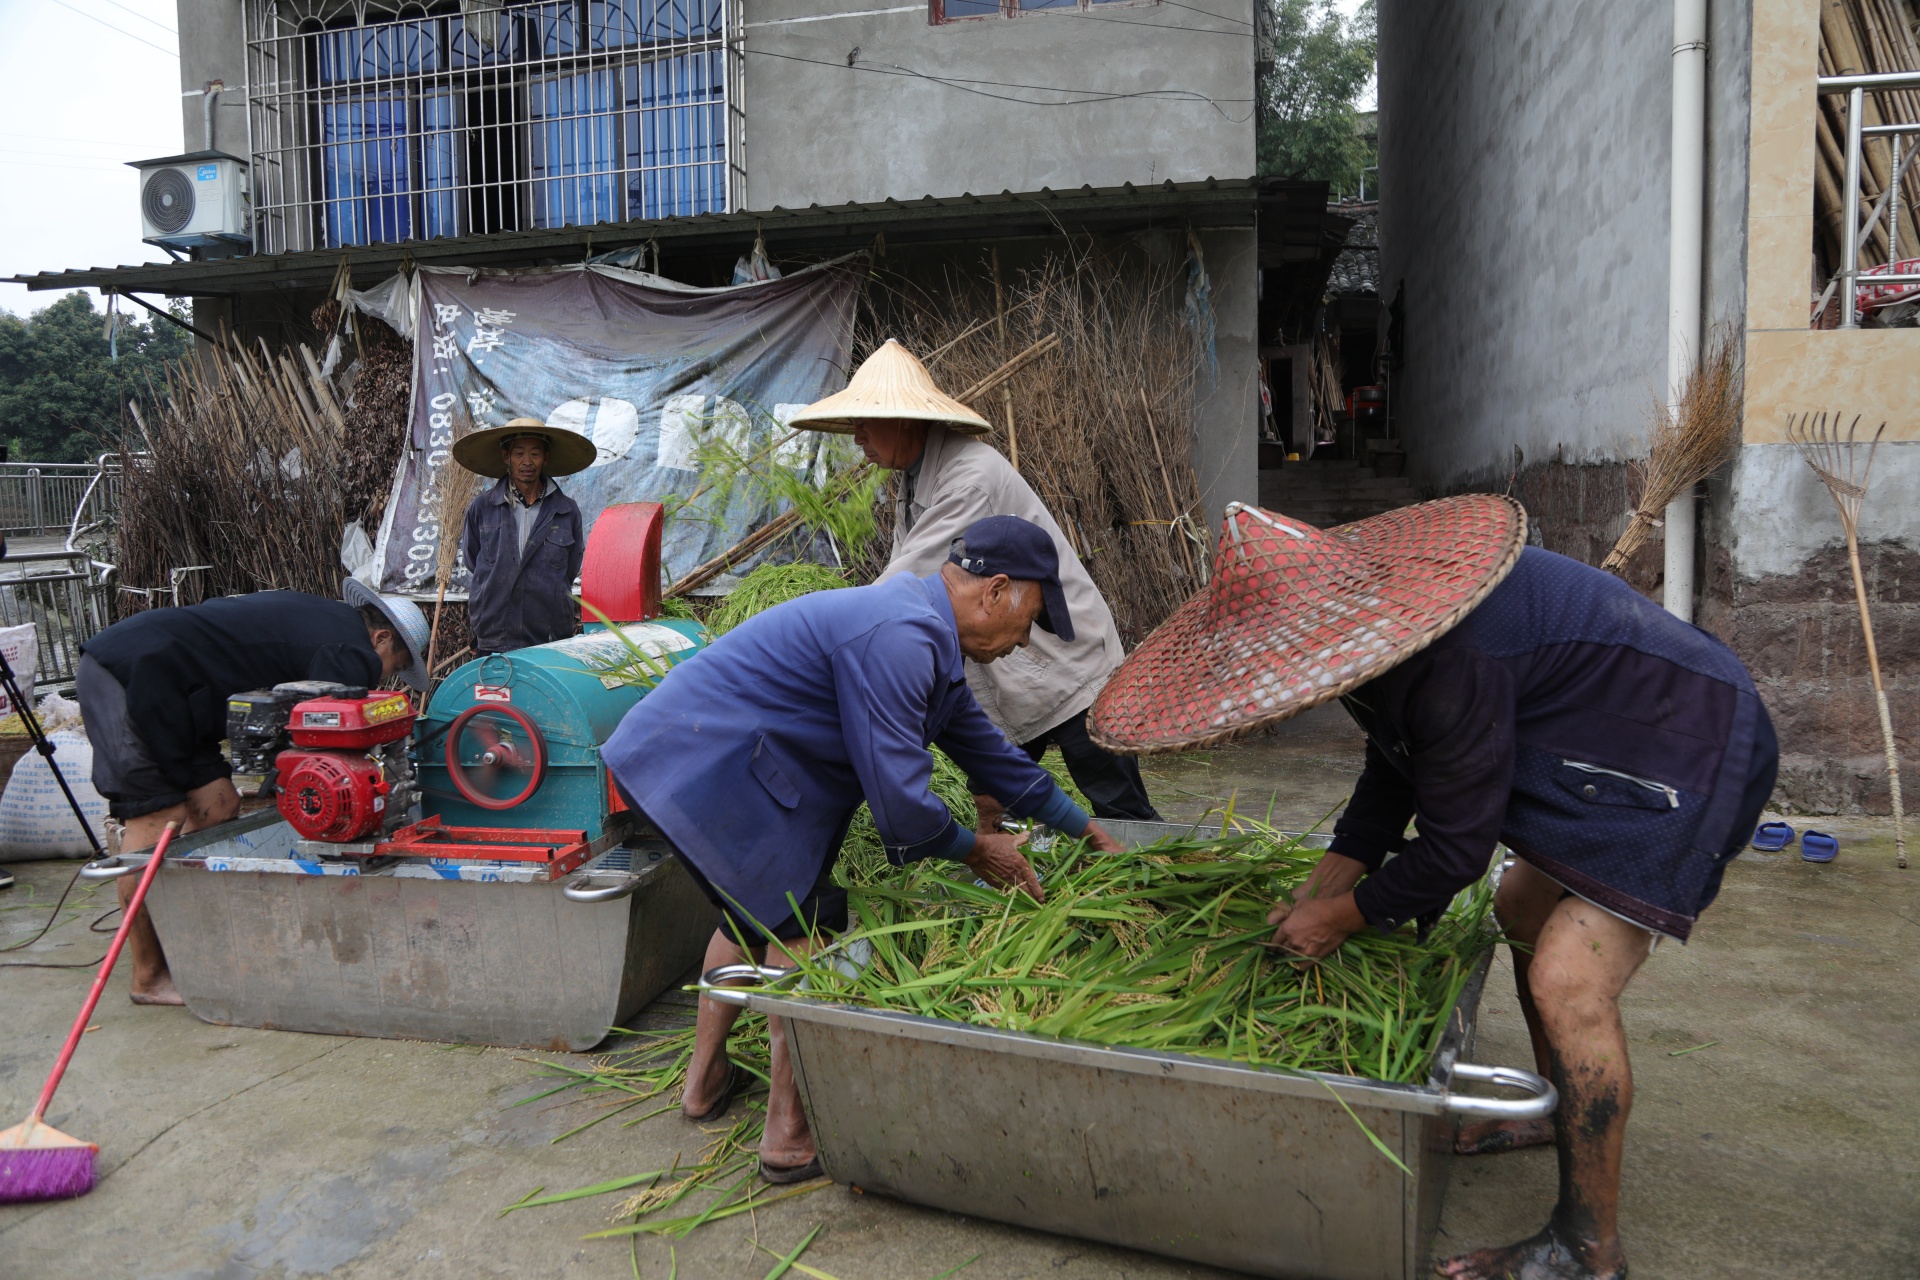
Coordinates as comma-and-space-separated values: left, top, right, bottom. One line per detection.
0, 461, 125, 539
1818, 70, 1920, 328
244, 0, 746, 256
0, 551, 115, 690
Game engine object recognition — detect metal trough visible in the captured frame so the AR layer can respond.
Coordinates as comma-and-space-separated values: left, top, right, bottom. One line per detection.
702, 819, 1551, 1280
81, 811, 716, 1051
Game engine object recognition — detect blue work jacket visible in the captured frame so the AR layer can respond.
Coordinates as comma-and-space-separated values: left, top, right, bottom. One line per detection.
602, 574, 1087, 928
461, 477, 585, 655
1332, 548, 1776, 941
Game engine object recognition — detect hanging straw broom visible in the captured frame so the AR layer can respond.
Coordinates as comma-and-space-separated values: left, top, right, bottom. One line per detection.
1600, 330, 1742, 576
425, 429, 483, 679
1787, 413, 1908, 870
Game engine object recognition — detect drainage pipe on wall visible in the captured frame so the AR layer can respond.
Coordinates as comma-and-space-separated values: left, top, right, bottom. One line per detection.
202, 81, 223, 153
1664, 0, 1708, 621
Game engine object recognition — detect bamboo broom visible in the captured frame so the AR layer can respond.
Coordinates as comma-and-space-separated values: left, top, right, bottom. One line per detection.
1600, 330, 1742, 576
426, 452, 482, 681
1788, 413, 1908, 869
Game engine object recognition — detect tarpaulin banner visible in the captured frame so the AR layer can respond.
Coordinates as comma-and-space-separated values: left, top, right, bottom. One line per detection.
370, 257, 863, 596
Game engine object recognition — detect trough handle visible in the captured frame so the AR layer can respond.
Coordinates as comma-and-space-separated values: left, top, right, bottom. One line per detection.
1440, 1062, 1559, 1119
79, 855, 139, 881
561, 874, 645, 904
698, 962, 800, 1007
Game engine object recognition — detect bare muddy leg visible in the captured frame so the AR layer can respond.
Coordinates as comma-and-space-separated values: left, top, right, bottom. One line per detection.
683, 930, 750, 1118
119, 781, 238, 1006
1436, 890, 1652, 1280
1455, 861, 1563, 1156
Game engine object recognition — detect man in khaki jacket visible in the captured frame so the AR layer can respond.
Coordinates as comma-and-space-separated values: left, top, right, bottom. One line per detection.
790, 340, 1159, 824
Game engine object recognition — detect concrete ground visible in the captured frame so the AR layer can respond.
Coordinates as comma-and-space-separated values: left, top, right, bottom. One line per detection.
2, 704, 1915, 1279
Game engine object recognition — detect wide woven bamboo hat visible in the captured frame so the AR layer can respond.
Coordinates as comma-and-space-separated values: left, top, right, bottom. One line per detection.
787, 339, 993, 435
1088, 496, 1528, 754
453, 417, 596, 478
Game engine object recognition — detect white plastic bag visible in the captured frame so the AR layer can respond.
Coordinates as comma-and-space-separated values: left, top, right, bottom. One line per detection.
0, 622, 37, 716
0, 730, 109, 862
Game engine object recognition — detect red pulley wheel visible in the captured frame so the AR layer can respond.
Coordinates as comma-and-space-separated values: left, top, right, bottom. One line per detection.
445, 703, 548, 810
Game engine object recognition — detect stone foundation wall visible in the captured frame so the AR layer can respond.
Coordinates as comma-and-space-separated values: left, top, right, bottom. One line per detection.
1446, 459, 1666, 596
1702, 542, 1918, 815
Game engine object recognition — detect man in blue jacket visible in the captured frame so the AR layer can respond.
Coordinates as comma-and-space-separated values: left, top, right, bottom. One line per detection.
604, 515, 1124, 1183
455, 419, 591, 655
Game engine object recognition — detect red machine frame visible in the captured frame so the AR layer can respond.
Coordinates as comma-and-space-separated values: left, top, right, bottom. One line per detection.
370, 815, 597, 878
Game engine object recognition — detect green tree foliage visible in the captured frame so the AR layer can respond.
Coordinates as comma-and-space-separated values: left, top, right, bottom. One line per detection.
0, 292, 193, 462
1258, 0, 1377, 193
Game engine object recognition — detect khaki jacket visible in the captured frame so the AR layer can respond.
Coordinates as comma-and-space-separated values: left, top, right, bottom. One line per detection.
878, 427, 1124, 744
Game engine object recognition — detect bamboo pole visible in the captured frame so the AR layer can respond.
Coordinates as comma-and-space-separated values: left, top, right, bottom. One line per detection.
992, 248, 1018, 472
1141, 388, 1198, 581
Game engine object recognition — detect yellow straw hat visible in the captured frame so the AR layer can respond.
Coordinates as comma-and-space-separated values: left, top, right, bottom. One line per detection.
787, 339, 993, 435
452, 416, 597, 478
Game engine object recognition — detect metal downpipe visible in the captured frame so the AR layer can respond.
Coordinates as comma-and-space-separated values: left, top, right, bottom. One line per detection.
1664, 0, 1708, 621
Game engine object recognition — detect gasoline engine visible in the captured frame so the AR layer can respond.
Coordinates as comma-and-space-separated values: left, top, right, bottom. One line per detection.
227, 682, 420, 851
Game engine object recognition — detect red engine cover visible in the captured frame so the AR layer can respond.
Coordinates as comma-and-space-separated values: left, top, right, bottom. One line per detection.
286, 691, 416, 749
276, 748, 390, 842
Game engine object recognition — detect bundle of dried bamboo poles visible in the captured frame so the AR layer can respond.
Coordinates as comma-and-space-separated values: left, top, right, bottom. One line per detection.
1600, 329, 1742, 576
1813, 0, 1920, 296
858, 247, 1209, 643
117, 341, 347, 609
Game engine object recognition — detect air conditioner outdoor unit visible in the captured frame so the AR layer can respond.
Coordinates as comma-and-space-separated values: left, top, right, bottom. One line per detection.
129, 151, 251, 253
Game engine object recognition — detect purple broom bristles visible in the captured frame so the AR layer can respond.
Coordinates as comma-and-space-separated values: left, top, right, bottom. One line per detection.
0, 1144, 98, 1203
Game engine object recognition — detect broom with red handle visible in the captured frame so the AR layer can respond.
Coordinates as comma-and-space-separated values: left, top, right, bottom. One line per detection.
0, 822, 179, 1203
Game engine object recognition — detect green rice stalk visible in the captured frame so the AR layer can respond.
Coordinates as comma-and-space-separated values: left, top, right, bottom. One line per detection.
708, 563, 852, 634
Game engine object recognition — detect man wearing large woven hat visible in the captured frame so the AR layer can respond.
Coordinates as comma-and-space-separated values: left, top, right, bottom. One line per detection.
789, 340, 1160, 826
1090, 498, 1778, 1280
454, 417, 594, 656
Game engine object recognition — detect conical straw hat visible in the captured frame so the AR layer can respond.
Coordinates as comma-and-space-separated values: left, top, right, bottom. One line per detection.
787, 339, 993, 435
1089, 496, 1527, 754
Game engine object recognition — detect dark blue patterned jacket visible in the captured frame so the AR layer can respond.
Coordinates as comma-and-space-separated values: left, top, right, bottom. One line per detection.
1332, 548, 1776, 941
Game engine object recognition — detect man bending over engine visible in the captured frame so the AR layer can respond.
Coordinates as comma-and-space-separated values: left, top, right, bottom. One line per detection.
75, 584, 428, 1005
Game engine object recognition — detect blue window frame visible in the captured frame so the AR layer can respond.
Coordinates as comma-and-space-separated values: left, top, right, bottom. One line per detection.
276, 2, 734, 250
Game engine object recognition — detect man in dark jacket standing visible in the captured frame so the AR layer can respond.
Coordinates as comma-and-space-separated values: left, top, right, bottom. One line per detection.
77, 586, 430, 1005
455, 418, 592, 655
1091, 498, 1777, 1280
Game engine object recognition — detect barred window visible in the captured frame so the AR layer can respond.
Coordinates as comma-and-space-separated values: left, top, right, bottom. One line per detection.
245, 1, 744, 254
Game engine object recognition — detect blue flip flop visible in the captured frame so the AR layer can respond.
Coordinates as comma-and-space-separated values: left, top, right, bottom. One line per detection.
1801, 830, 1839, 863
1752, 821, 1796, 852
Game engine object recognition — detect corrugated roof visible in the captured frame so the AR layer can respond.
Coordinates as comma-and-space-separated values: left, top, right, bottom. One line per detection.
1325, 204, 1378, 296
9, 178, 1328, 298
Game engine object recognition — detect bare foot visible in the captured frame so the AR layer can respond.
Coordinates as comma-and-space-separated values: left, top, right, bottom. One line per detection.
1434, 1225, 1625, 1280
1454, 1115, 1556, 1156
130, 972, 185, 1006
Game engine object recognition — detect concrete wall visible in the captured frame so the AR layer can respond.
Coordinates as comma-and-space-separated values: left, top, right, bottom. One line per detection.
177, 0, 247, 155
740, 0, 1257, 208
1376, 0, 1752, 495
1191, 228, 1260, 530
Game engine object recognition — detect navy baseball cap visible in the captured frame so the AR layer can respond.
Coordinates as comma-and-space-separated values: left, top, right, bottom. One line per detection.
948, 515, 1075, 641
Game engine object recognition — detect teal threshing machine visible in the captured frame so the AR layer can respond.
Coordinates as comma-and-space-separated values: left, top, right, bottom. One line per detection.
96, 502, 724, 1050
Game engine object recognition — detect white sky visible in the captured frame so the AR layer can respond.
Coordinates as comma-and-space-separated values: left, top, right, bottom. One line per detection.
0, 0, 1377, 319
0, 0, 183, 318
